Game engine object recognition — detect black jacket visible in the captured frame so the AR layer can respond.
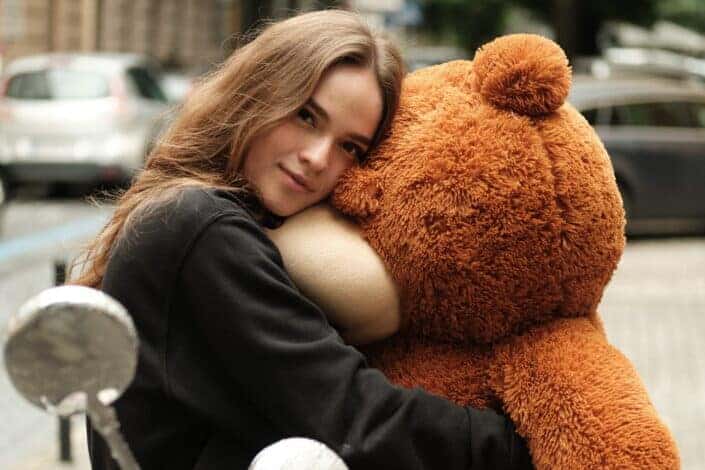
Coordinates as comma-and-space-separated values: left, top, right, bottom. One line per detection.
87, 187, 530, 470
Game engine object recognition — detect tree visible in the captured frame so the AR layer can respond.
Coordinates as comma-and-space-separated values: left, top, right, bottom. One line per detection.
658, 0, 705, 34
515, 0, 658, 58
419, 0, 659, 59
419, 0, 509, 54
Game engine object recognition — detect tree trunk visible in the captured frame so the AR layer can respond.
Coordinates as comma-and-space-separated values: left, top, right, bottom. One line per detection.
242, 0, 273, 33
552, 0, 601, 59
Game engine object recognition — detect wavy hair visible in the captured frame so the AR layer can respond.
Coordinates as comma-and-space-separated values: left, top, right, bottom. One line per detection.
71, 9, 404, 288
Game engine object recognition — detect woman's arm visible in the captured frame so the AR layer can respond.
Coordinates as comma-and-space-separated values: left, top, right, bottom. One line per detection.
176, 210, 528, 470
266, 204, 400, 345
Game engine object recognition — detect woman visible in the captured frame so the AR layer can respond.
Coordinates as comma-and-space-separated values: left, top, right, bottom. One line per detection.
73, 10, 531, 470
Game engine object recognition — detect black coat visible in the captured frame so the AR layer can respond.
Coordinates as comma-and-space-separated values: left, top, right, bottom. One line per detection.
87, 187, 529, 470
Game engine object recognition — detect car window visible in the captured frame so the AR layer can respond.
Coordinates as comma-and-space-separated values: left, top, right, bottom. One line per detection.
6, 69, 110, 100
581, 109, 597, 125
609, 101, 698, 128
126, 67, 167, 102
690, 102, 705, 128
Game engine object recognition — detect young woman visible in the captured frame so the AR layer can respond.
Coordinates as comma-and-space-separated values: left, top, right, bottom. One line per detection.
73, 10, 531, 470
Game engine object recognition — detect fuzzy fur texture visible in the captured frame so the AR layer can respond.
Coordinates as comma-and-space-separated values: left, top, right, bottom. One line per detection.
331, 34, 679, 468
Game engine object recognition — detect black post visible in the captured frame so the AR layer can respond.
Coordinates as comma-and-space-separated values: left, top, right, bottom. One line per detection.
54, 260, 73, 463
59, 418, 72, 462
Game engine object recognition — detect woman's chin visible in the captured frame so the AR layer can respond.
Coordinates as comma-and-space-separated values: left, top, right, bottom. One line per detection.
266, 196, 321, 218
261, 194, 297, 218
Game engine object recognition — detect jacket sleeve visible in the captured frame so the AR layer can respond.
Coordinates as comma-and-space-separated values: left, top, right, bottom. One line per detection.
175, 211, 529, 470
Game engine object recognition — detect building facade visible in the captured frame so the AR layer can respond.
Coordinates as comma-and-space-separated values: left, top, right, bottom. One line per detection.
0, 0, 336, 72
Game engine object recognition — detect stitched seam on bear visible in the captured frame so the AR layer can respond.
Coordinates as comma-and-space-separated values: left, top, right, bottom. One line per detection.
533, 116, 568, 312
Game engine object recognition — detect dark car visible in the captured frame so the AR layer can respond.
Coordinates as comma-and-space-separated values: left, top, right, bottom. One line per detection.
0, 167, 7, 205
569, 76, 705, 234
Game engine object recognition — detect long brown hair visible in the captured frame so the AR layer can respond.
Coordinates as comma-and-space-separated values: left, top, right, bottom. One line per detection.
71, 9, 404, 288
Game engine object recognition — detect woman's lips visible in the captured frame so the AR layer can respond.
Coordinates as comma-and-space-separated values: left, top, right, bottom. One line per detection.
279, 165, 313, 192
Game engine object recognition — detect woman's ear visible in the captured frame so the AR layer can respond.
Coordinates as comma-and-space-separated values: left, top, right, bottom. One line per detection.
331, 166, 383, 221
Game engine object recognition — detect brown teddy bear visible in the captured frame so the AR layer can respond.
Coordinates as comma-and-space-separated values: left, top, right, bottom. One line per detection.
268, 34, 679, 468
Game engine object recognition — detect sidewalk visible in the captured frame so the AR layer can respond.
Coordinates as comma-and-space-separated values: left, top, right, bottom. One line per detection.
7, 418, 90, 470
8, 238, 703, 469
599, 237, 705, 470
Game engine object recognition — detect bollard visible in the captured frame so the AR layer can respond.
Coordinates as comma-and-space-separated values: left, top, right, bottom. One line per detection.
54, 260, 73, 463
6, 284, 140, 470
248, 438, 349, 470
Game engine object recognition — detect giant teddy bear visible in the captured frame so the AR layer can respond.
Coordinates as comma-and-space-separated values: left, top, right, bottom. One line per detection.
268, 34, 679, 468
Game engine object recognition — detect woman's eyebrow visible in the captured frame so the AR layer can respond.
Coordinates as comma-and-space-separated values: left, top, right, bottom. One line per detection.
307, 98, 330, 122
307, 98, 373, 147
350, 133, 372, 147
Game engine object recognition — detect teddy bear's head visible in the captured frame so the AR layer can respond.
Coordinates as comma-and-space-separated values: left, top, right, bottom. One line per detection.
331, 34, 625, 344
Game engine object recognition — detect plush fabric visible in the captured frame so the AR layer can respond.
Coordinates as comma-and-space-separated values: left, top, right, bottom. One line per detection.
267, 204, 400, 343
273, 34, 679, 469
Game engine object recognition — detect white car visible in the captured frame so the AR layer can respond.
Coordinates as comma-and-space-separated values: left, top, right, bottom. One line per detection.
0, 53, 171, 193
160, 71, 196, 103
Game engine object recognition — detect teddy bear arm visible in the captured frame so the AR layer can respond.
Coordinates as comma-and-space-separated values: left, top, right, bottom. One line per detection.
491, 317, 679, 470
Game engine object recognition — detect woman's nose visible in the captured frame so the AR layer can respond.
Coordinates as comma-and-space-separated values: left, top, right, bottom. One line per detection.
300, 137, 333, 172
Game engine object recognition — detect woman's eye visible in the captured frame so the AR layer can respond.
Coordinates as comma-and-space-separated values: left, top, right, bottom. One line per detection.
297, 108, 315, 126
342, 142, 365, 162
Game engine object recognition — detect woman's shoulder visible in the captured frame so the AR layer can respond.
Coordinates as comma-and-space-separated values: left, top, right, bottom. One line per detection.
103, 186, 279, 301
170, 186, 256, 221
114, 186, 264, 259
143, 186, 256, 229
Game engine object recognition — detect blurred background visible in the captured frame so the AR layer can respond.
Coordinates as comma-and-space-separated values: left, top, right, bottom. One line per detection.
0, 1, 703, 469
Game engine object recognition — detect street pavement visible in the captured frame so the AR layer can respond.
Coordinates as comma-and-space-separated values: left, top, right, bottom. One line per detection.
0, 197, 703, 469
600, 236, 705, 470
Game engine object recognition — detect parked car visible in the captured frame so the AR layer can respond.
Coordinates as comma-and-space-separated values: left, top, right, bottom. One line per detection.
0, 53, 171, 191
569, 76, 705, 234
160, 71, 196, 104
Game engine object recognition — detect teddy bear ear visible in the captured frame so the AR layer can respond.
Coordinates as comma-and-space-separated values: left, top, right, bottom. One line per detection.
471, 34, 571, 116
331, 166, 383, 221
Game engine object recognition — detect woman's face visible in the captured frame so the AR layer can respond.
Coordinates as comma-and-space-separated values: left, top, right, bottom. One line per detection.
240, 64, 383, 217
